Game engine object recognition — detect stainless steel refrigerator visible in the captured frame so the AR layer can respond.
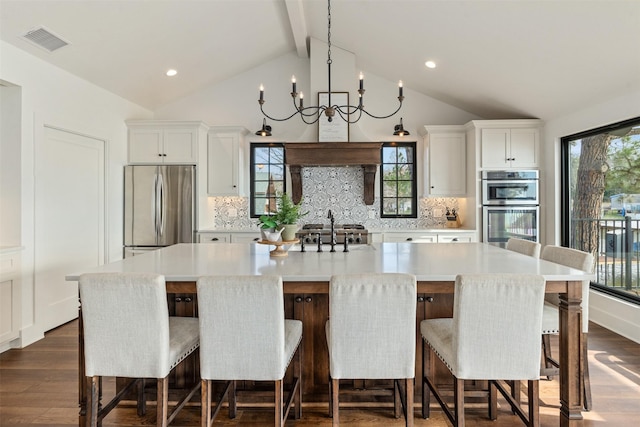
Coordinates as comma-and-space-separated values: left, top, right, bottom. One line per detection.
123, 165, 195, 258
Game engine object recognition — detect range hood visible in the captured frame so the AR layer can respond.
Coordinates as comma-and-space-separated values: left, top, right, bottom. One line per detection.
284, 142, 382, 205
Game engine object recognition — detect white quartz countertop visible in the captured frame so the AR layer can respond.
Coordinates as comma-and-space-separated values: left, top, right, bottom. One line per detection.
66, 242, 591, 282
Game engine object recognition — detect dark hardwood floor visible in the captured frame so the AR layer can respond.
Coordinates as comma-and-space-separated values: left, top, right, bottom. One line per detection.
1, 320, 639, 426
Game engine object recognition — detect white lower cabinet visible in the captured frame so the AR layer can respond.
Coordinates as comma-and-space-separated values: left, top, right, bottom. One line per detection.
230, 233, 261, 243
382, 231, 477, 243
383, 232, 437, 243
437, 233, 476, 243
197, 232, 230, 243
197, 232, 261, 244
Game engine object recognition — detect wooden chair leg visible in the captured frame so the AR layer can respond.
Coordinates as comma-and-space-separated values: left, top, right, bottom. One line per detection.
328, 375, 333, 416
200, 379, 211, 427
454, 377, 465, 427
489, 380, 498, 421
542, 334, 554, 379
137, 378, 146, 416
582, 333, 593, 411
156, 377, 169, 427
394, 379, 401, 418
88, 376, 99, 427
332, 378, 340, 427
406, 378, 414, 427
294, 344, 302, 419
421, 340, 430, 419
275, 379, 283, 427
528, 379, 540, 427
510, 380, 521, 414
229, 380, 237, 419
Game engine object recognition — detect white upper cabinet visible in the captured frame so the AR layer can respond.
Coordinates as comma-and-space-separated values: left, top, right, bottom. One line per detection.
207, 127, 249, 196
480, 125, 540, 169
421, 125, 466, 196
127, 121, 207, 164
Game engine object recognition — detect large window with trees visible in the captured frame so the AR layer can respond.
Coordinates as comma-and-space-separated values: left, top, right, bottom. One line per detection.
561, 117, 640, 303
381, 141, 417, 218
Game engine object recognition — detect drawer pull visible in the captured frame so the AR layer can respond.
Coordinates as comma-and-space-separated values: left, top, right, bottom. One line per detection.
295, 296, 303, 303
211, 237, 219, 241
305, 296, 313, 303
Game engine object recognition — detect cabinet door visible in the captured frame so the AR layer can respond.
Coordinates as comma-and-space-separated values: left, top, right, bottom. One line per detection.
428, 133, 466, 195
197, 232, 230, 243
384, 232, 437, 243
509, 128, 538, 168
163, 129, 198, 164
128, 129, 163, 163
437, 233, 475, 243
208, 134, 240, 195
481, 128, 510, 168
231, 233, 261, 243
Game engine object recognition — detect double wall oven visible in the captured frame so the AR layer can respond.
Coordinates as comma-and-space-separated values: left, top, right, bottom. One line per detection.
482, 170, 539, 248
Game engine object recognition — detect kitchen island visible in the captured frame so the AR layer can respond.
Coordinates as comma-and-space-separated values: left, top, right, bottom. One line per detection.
67, 242, 592, 427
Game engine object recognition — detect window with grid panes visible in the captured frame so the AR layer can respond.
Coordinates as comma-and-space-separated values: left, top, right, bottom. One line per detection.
250, 143, 285, 218
381, 141, 417, 218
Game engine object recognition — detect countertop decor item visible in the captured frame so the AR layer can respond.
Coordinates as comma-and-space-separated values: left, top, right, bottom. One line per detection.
257, 0, 404, 126
273, 192, 307, 241
257, 239, 299, 257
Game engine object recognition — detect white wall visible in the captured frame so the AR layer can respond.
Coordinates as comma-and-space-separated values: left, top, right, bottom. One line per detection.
0, 83, 22, 246
0, 40, 152, 347
155, 38, 480, 140
542, 89, 640, 343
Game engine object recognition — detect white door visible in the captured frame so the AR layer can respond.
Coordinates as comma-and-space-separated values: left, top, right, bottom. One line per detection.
35, 126, 105, 332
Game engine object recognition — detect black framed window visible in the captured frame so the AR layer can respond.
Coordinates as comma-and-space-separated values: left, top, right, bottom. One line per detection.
380, 141, 417, 218
561, 116, 640, 304
250, 143, 285, 218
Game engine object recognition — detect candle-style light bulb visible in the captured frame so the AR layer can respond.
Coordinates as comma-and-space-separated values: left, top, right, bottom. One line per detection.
291, 75, 297, 94
398, 80, 403, 97
359, 72, 364, 90
259, 84, 264, 102
299, 92, 304, 109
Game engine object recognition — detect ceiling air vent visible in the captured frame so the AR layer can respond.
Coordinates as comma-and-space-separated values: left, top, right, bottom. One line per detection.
22, 27, 69, 52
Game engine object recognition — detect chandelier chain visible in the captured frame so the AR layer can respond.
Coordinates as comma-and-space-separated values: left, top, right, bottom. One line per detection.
327, 0, 332, 65
257, 0, 403, 125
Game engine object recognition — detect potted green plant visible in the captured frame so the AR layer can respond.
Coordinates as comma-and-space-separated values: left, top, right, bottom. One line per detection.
257, 214, 281, 241
273, 192, 307, 241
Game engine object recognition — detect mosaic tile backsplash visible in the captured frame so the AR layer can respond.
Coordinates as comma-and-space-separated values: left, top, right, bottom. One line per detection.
211, 167, 460, 230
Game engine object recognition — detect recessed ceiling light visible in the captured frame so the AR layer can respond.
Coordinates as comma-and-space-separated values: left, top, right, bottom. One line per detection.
166, 69, 178, 77
425, 61, 436, 69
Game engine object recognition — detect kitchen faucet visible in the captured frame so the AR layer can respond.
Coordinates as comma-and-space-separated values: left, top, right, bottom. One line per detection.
327, 209, 336, 252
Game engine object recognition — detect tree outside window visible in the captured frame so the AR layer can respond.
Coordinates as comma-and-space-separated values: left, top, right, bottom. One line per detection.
381, 142, 417, 218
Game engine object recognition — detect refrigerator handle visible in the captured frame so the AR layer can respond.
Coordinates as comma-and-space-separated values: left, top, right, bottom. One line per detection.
158, 172, 165, 237
154, 173, 161, 238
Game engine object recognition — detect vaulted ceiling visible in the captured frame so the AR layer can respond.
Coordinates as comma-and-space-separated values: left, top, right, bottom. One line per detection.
2, 0, 639, 120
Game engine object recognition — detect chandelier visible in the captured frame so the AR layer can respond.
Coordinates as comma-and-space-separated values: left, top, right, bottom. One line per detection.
258, 0, 404, 125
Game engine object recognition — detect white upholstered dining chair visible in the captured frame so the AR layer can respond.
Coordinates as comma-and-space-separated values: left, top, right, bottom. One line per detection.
196, 275, 302, 427
79, 272, 200, 427
540, 245, 594, 410
421, 273, 546, 427
506, 237, 541, 258
327, 273, 417, 427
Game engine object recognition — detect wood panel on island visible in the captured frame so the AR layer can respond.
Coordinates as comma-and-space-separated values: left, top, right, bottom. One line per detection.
284, 142, 382, 205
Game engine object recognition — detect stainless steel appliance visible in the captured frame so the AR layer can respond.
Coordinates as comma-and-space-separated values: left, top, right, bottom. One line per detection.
482, 170, 539, 247
124, 165, 195, 257
482, 170, 539, 205
296, 224, 369, 245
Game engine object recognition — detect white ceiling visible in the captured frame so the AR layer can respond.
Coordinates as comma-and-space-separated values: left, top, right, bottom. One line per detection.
2, 0, 639, 120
